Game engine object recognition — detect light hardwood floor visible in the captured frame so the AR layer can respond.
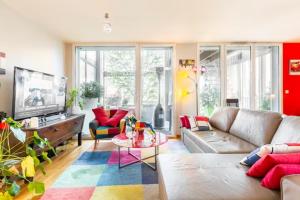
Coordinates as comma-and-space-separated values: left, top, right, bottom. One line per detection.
16, 140, 94, 200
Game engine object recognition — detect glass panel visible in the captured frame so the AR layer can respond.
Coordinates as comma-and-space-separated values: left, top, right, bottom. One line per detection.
141, 47, 173, 134
226, 46, 251, 109
199, 46, 221, 116
102, 48, 136, 108
86, 64, 96, 82
255, 46, 279, 111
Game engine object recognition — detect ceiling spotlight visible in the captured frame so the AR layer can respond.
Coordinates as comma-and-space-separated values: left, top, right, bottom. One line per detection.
103, 13, 112, 33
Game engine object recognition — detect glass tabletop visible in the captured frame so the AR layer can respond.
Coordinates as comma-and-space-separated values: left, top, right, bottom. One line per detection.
112, 131, 168, 148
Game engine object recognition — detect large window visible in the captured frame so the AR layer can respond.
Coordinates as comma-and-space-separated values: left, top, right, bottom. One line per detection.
199, 46, 221, 116
100, 48, 136, 108
226, 46, 251, 108
198, 44, 281, 113
77, 47, 136, 109
255, 46, 279, 111
141, 47, 173, 133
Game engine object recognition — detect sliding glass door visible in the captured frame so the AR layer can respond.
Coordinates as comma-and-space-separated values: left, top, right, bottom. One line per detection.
76, 45, 174, 136
141, 47, 173, 134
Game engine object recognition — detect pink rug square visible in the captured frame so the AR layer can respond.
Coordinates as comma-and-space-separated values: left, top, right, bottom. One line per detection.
40, 187, 95, 200
108, 150, 141, 164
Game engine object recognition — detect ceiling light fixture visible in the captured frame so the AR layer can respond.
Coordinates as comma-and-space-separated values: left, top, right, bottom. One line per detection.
103, 13, 112, 33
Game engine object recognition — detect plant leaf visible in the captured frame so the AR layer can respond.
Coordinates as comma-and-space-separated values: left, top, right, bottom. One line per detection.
41, 152, 51, 164
7, 182, 20, 197
21, 156, 35, 177
27, 181, 45, 195
0, 191, 13, 200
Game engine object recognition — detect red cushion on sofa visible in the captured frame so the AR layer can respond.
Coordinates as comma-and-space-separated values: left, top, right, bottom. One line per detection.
179, 116, 188, 128
92, 107, 109, 126
194, 116, 209, 122
184, 115, 191, 129
261, 164, 300, 190
247, 153, 300, 178
104, 109, 128, 127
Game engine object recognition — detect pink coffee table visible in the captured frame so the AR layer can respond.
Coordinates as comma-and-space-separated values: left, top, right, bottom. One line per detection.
112, 131, 168, 170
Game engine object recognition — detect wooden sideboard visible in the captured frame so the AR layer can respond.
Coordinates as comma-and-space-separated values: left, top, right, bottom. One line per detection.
22, 114, 85, 147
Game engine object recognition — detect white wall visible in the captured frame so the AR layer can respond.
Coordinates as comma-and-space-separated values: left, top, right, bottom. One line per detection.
0, 2, 65, 115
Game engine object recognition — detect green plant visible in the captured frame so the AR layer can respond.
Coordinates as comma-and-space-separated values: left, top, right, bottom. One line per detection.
66, 88, 83, 110
0, 114, 55, 199
80, 81, 103, 99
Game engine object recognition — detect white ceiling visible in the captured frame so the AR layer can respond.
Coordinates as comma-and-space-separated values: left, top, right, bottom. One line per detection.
2, 0, 300, 43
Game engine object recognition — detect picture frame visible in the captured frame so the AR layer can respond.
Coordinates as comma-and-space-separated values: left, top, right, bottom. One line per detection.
289, 59, 300, 75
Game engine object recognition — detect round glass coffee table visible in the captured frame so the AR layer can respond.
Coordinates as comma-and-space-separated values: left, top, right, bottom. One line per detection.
112, 131, 168, 170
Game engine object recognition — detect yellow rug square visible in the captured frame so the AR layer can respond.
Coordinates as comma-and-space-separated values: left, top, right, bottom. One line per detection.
90, 185, 144, 200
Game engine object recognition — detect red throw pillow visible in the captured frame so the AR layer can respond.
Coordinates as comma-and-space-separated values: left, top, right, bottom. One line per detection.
184, 115, 191, 129
179, 116, 188, 128
261, 164, 300, 190
92, 107, 109, 126
247, 153, 300, 178
104, 109, 128, 127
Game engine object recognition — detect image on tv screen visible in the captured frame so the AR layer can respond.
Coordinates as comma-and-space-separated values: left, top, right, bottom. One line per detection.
13, 67, 66, 120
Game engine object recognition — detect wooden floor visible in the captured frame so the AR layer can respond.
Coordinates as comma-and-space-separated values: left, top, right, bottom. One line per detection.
16, 140, 94, 200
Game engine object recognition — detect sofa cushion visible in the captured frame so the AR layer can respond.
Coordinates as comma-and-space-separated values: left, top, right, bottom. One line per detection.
261, 164, 300, 190
229, 109, 282, 146
158, 154, 280, 200
104, 109, 128, 127
92, 107, 109, 126
271, 116, 300, 144
183, 128, 257, 153
209, 107, 239, 132
247, 153, 300, 178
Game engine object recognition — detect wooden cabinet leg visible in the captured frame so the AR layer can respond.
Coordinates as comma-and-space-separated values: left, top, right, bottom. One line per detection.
78, 132, 82, 146
94, 139, 98, 150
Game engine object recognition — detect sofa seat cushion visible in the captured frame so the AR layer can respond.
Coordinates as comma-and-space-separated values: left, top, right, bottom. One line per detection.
158, 154, 280, 200
271, 116, 300, 144
184, 129, 257, 153
229, 109, 282, 147
95, 126, 120, 139
209, 107, 239, 132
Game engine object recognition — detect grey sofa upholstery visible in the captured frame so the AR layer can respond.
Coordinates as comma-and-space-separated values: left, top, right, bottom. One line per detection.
159, 108, 300, 200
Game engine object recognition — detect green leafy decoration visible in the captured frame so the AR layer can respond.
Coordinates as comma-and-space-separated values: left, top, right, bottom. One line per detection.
27, 181, 45, 195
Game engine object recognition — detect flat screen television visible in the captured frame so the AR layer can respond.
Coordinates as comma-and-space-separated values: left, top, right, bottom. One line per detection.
12, 66, 67, 120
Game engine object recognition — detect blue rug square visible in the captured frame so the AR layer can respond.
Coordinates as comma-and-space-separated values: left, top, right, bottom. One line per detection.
97, 164, 142, 186
141, 163, 158, 184
73, 151, 111, 165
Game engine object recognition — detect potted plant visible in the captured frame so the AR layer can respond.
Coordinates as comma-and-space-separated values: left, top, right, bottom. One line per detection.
0, 113, 54, 199
80, 81, 103, 109
66, 88, 83, 115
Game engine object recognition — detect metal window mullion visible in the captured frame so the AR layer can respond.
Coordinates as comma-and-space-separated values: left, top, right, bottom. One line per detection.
250, 44, 256, 110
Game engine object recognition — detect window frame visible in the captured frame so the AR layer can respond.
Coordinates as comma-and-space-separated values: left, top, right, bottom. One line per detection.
198, 43, 282, 113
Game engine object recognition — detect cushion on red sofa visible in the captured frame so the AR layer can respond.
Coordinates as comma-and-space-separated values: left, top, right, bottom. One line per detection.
104, 109, 128, 127
261, 164, 300, 190
92, 107, 109, 126
247, 153, 300, 178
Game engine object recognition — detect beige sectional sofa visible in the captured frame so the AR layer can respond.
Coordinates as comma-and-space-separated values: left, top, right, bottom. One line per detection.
158, 108, 300, 200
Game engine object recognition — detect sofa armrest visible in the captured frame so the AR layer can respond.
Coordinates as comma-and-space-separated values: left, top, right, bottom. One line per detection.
281, 174, 300, 200
89, 120, 99, 139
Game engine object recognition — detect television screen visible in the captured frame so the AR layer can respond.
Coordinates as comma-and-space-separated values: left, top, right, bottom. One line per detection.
13, 67, 67, 120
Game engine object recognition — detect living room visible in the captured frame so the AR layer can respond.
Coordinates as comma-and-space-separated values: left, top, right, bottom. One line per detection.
0, 0, 300, 199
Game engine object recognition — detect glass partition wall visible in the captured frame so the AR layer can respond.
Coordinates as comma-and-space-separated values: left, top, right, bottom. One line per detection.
198, 44, 281, 115
76, 46, 174, 136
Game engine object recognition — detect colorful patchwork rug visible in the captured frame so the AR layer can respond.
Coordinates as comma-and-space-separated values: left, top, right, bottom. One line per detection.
41, 140, 188, 200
